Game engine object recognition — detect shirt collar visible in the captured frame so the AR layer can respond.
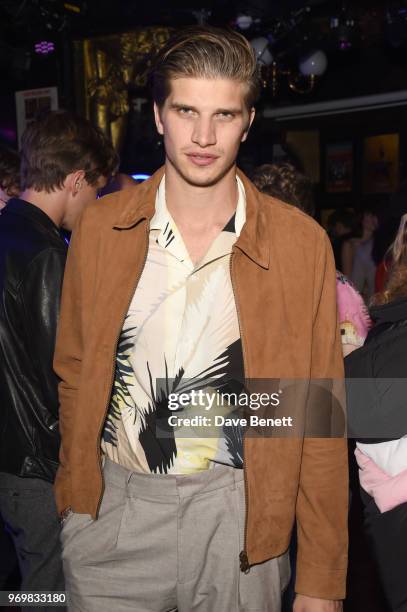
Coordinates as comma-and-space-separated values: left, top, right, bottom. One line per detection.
234, 175, 246, 237
150, 175, 169, 232
113, 166, 269, 270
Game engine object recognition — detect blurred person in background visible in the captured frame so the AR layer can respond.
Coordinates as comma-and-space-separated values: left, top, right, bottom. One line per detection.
0, 146, 20, 211
0, 110, 117, 605
251, 162, 315, 217
346, 213, 407, 612
351, 206, 379, 303
327, 209, 360, 275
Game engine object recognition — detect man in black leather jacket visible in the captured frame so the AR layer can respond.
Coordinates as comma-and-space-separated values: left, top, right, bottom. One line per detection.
0, 110, 117, 599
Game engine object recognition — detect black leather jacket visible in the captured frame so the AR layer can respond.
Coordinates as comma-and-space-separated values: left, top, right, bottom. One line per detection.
0, 199, 67, 482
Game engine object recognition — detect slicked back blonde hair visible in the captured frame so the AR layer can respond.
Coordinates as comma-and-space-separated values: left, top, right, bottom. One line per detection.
150, 26, 261, 111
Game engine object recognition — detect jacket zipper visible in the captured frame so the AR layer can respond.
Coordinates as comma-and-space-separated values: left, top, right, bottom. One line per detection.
229, 249, 250, 574
95, 220, 150, 518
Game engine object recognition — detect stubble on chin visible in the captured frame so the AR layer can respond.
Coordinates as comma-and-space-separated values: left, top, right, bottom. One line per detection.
166, 154, 236, 188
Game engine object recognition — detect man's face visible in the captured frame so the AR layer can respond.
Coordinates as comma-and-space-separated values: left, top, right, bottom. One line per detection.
154, 77, 255, 187
63, 175, 107, 231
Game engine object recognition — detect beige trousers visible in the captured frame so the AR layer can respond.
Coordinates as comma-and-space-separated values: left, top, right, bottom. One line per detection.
61, 459, 290, 612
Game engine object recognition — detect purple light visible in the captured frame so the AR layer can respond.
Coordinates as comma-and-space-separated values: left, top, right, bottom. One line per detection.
34, 41, 55, 55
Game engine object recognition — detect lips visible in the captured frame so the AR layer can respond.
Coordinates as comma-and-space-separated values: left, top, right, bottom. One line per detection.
186, 153, 219, 167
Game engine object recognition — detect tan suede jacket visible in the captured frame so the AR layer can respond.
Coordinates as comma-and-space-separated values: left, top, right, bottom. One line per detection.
54, 167, 348, 600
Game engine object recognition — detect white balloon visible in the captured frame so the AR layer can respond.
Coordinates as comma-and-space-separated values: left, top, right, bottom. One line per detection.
250, 37, 273, 66
299, 50, 328, 76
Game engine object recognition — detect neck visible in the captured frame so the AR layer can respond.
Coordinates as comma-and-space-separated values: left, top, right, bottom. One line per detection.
20, 188, 66, 228
164, 161, 238, 230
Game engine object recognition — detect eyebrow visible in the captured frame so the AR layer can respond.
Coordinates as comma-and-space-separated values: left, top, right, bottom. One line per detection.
170, 103, 242, 115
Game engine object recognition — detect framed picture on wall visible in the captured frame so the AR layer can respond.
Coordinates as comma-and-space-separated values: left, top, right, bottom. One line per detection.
363, 133, 399, 194
325, 142, 353, 193
15, 87, 58, 147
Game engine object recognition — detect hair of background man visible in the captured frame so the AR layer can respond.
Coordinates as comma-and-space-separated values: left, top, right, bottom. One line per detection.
327, 208, 359, 234
251, 162, 315, 218
149, 25, 261, 112
0, 146, 21, 197
20, 110, 119, 193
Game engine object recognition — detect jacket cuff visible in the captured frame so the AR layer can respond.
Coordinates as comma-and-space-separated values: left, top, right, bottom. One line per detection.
295, 561, 347, 600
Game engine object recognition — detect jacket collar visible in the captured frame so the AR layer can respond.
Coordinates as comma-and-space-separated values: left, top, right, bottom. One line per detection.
370, 296, 407, 324
113, 165, 270, 269
5, 198, 64, 240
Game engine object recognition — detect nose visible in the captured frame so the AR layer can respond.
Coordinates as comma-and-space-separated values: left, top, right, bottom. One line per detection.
191, 116, 216, 147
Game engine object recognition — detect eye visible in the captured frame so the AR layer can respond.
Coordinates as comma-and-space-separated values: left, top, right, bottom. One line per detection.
177, 107, 195, 115
217, 111, 234, 119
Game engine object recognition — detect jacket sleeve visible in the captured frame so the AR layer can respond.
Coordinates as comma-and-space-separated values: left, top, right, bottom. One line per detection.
20, 247, 66, 427
53, 224, 84, 514
295, 231, 349, 600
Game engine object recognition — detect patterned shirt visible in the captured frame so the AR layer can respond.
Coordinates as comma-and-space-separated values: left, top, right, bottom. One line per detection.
101, 176, 246, 474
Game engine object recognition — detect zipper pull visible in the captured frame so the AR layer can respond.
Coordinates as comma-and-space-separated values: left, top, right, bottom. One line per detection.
239, 550, 250, 574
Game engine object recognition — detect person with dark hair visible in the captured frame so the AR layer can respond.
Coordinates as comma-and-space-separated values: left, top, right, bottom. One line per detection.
0, 146, 20, 210
351, 207, 379, 303
54, 27, 347, 612
326, 209, 359, 274
0, 110, 118, 602
251, 162, 315, 217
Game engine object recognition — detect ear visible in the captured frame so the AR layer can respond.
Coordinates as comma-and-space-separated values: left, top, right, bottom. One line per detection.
241, 107, 256, 143
154, 102, 164, 136
68, 170, 86, 195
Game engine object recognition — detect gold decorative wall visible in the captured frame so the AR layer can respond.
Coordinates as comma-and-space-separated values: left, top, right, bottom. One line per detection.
73, 28, 171, 151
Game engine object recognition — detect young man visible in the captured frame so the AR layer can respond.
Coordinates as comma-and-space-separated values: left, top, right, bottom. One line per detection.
0, 110, 117, 599
54, 28, 348, 612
